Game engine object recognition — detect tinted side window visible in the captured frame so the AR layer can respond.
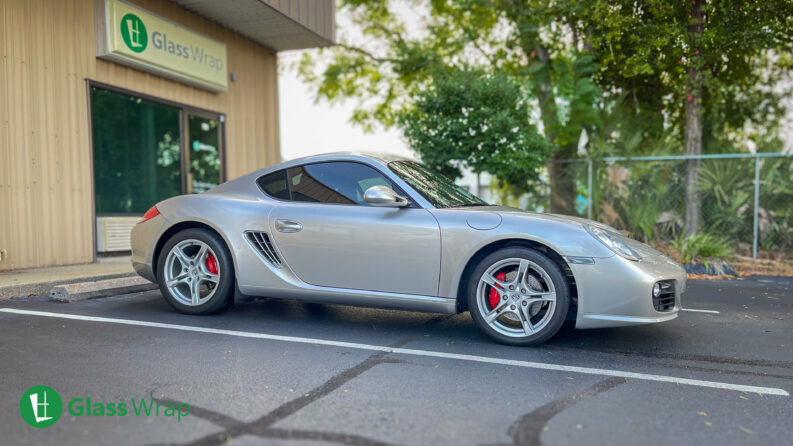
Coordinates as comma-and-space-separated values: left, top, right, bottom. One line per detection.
288, 162, 395, 205
257, 169, 290, 200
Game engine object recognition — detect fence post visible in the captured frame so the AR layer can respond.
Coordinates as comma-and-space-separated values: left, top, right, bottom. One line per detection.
752, 156, 761, 259
587, 159, 593, 220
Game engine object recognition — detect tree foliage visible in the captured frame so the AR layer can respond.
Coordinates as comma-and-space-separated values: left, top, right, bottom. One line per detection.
298, 0, 793, 210
399, 69, 550, 186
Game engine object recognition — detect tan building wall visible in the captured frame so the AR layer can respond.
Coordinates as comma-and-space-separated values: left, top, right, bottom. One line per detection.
0, 0, 283, 271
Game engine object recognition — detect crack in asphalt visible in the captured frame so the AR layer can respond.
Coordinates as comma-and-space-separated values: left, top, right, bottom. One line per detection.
146, 349, 403, 446
500, 377, 626, 446
145, 315, 455, 446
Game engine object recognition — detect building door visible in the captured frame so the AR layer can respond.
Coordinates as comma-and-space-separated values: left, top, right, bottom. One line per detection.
185, 113, 224, 194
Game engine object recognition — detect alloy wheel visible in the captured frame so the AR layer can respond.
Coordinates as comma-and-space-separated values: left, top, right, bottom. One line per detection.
475, 257, 557, 338
163, 239, 221, 306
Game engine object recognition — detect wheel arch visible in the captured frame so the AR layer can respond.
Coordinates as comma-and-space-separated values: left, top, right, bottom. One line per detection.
151, 220, 236, 281
455, 238, 578, 320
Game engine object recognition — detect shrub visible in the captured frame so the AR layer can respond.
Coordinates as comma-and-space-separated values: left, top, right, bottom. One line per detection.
671, 232, 734, 268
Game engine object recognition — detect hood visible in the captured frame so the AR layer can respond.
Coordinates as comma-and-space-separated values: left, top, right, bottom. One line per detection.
454, 205, 609, 229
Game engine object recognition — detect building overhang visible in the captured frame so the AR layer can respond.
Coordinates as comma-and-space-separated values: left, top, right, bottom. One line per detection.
168, 0, 335, 52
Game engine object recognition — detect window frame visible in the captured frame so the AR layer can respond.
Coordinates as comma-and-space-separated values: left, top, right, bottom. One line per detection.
256, 169, 290, 201
256, 160, 420, 208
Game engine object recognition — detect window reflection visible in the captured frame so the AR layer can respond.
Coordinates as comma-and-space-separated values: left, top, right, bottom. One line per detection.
286, 162, 396, 205
388, 161, 488, 208
188, 115, 221, 193
91, 87, 181, 214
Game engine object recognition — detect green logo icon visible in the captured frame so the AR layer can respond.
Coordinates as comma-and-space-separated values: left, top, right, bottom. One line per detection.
120, 13, 147, 53
20, 385, 62, 428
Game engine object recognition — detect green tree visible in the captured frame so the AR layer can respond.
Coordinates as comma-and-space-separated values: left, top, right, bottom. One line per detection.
577, 0, 793, 233
399, 69, 551, 188
298, 0, 793, 218
298, 0, 601, 212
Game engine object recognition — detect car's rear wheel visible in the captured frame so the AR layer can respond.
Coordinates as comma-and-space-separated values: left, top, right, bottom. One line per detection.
467, 247, 569, 346
157, 228, 234, 315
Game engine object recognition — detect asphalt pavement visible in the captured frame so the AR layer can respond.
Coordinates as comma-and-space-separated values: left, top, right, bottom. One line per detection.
1, 277, 792, 445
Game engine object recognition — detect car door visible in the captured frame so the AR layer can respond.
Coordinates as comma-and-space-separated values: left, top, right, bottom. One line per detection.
268, 161, 441, 296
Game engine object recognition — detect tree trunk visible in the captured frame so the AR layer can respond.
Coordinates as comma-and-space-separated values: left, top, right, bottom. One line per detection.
684, 0, 704, 236
548, 144, 577, 214
531, 45, 576, 214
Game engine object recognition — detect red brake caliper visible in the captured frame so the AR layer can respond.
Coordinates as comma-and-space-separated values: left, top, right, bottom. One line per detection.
488, 272, 506, 309
205, 253, 219, 275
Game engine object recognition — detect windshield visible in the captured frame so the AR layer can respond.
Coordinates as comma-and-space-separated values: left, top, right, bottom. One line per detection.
388, 160, 489, 208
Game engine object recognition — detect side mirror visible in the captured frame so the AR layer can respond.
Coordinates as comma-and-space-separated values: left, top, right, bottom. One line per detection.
363, 185, 410, 207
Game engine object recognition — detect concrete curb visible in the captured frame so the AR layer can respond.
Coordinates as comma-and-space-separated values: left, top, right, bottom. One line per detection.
0, 272, 138, 299
49, 276, 158, 302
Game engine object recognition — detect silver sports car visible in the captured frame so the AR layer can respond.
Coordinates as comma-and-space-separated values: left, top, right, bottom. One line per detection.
131, 152, 686, 345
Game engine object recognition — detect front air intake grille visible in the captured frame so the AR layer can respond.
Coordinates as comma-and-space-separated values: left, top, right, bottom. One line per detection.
653, 281, 675, 312
244, 231, 282, 268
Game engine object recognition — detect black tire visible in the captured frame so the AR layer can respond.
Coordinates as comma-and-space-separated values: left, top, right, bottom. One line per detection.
467, 247, 570, 346
157, 228, 235, 315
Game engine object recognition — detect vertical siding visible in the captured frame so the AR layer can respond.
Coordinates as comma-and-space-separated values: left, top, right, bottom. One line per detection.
0, 0, 280, 271
0, 0, 9, 268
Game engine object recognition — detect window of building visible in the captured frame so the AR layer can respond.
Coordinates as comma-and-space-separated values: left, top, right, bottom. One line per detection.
91, 88, 182, 214
90, 86, 224, 215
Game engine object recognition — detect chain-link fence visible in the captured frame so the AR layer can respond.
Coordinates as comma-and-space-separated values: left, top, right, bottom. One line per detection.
511, 153, 793, 258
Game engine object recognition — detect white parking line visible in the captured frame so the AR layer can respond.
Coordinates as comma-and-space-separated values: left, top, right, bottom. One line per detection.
682, 308, 721, 314
0, 308, 786, 396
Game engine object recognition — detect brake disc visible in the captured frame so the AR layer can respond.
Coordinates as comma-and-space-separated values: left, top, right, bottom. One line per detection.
527, 274, 544, 317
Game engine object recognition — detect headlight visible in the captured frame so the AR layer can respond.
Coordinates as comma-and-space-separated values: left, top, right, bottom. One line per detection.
586, 224, 642, 261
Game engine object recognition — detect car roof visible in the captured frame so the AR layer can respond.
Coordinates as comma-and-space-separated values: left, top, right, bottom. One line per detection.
284, 151, 415, 166
217, 152, 416, 190
248, 152, 416, 177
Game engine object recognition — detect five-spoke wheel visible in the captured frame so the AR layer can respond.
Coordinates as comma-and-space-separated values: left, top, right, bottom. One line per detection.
468, 248, 569, 345
163, 239, 220, 306
157, 228, 234, 314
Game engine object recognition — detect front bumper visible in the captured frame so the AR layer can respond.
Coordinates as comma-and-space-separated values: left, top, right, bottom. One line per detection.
569, 253, 687, 329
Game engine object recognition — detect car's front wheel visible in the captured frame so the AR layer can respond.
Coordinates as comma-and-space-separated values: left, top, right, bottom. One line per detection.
467, 247, 569, 346
157, 228, 235, 315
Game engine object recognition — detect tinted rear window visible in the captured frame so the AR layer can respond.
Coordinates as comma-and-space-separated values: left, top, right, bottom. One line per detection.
256, 170, 290, 200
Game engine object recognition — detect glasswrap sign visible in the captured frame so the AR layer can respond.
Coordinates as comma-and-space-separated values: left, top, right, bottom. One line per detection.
95, 0, 228, 92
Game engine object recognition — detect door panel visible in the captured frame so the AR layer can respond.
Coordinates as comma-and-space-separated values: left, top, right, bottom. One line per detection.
269, 204, 441, 296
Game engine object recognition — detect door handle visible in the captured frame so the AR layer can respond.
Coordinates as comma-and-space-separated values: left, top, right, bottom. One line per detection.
275, 219, 302, 233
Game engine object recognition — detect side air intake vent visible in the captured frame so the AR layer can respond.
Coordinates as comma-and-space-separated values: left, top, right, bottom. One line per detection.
244, 231, 282, 268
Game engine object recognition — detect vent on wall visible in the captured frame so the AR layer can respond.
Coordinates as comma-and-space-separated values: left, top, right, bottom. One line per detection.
96, 217, 139, 252
244, 231, 282, 268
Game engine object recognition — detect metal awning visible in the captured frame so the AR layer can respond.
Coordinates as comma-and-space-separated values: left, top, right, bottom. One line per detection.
169, 0, 335, 51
